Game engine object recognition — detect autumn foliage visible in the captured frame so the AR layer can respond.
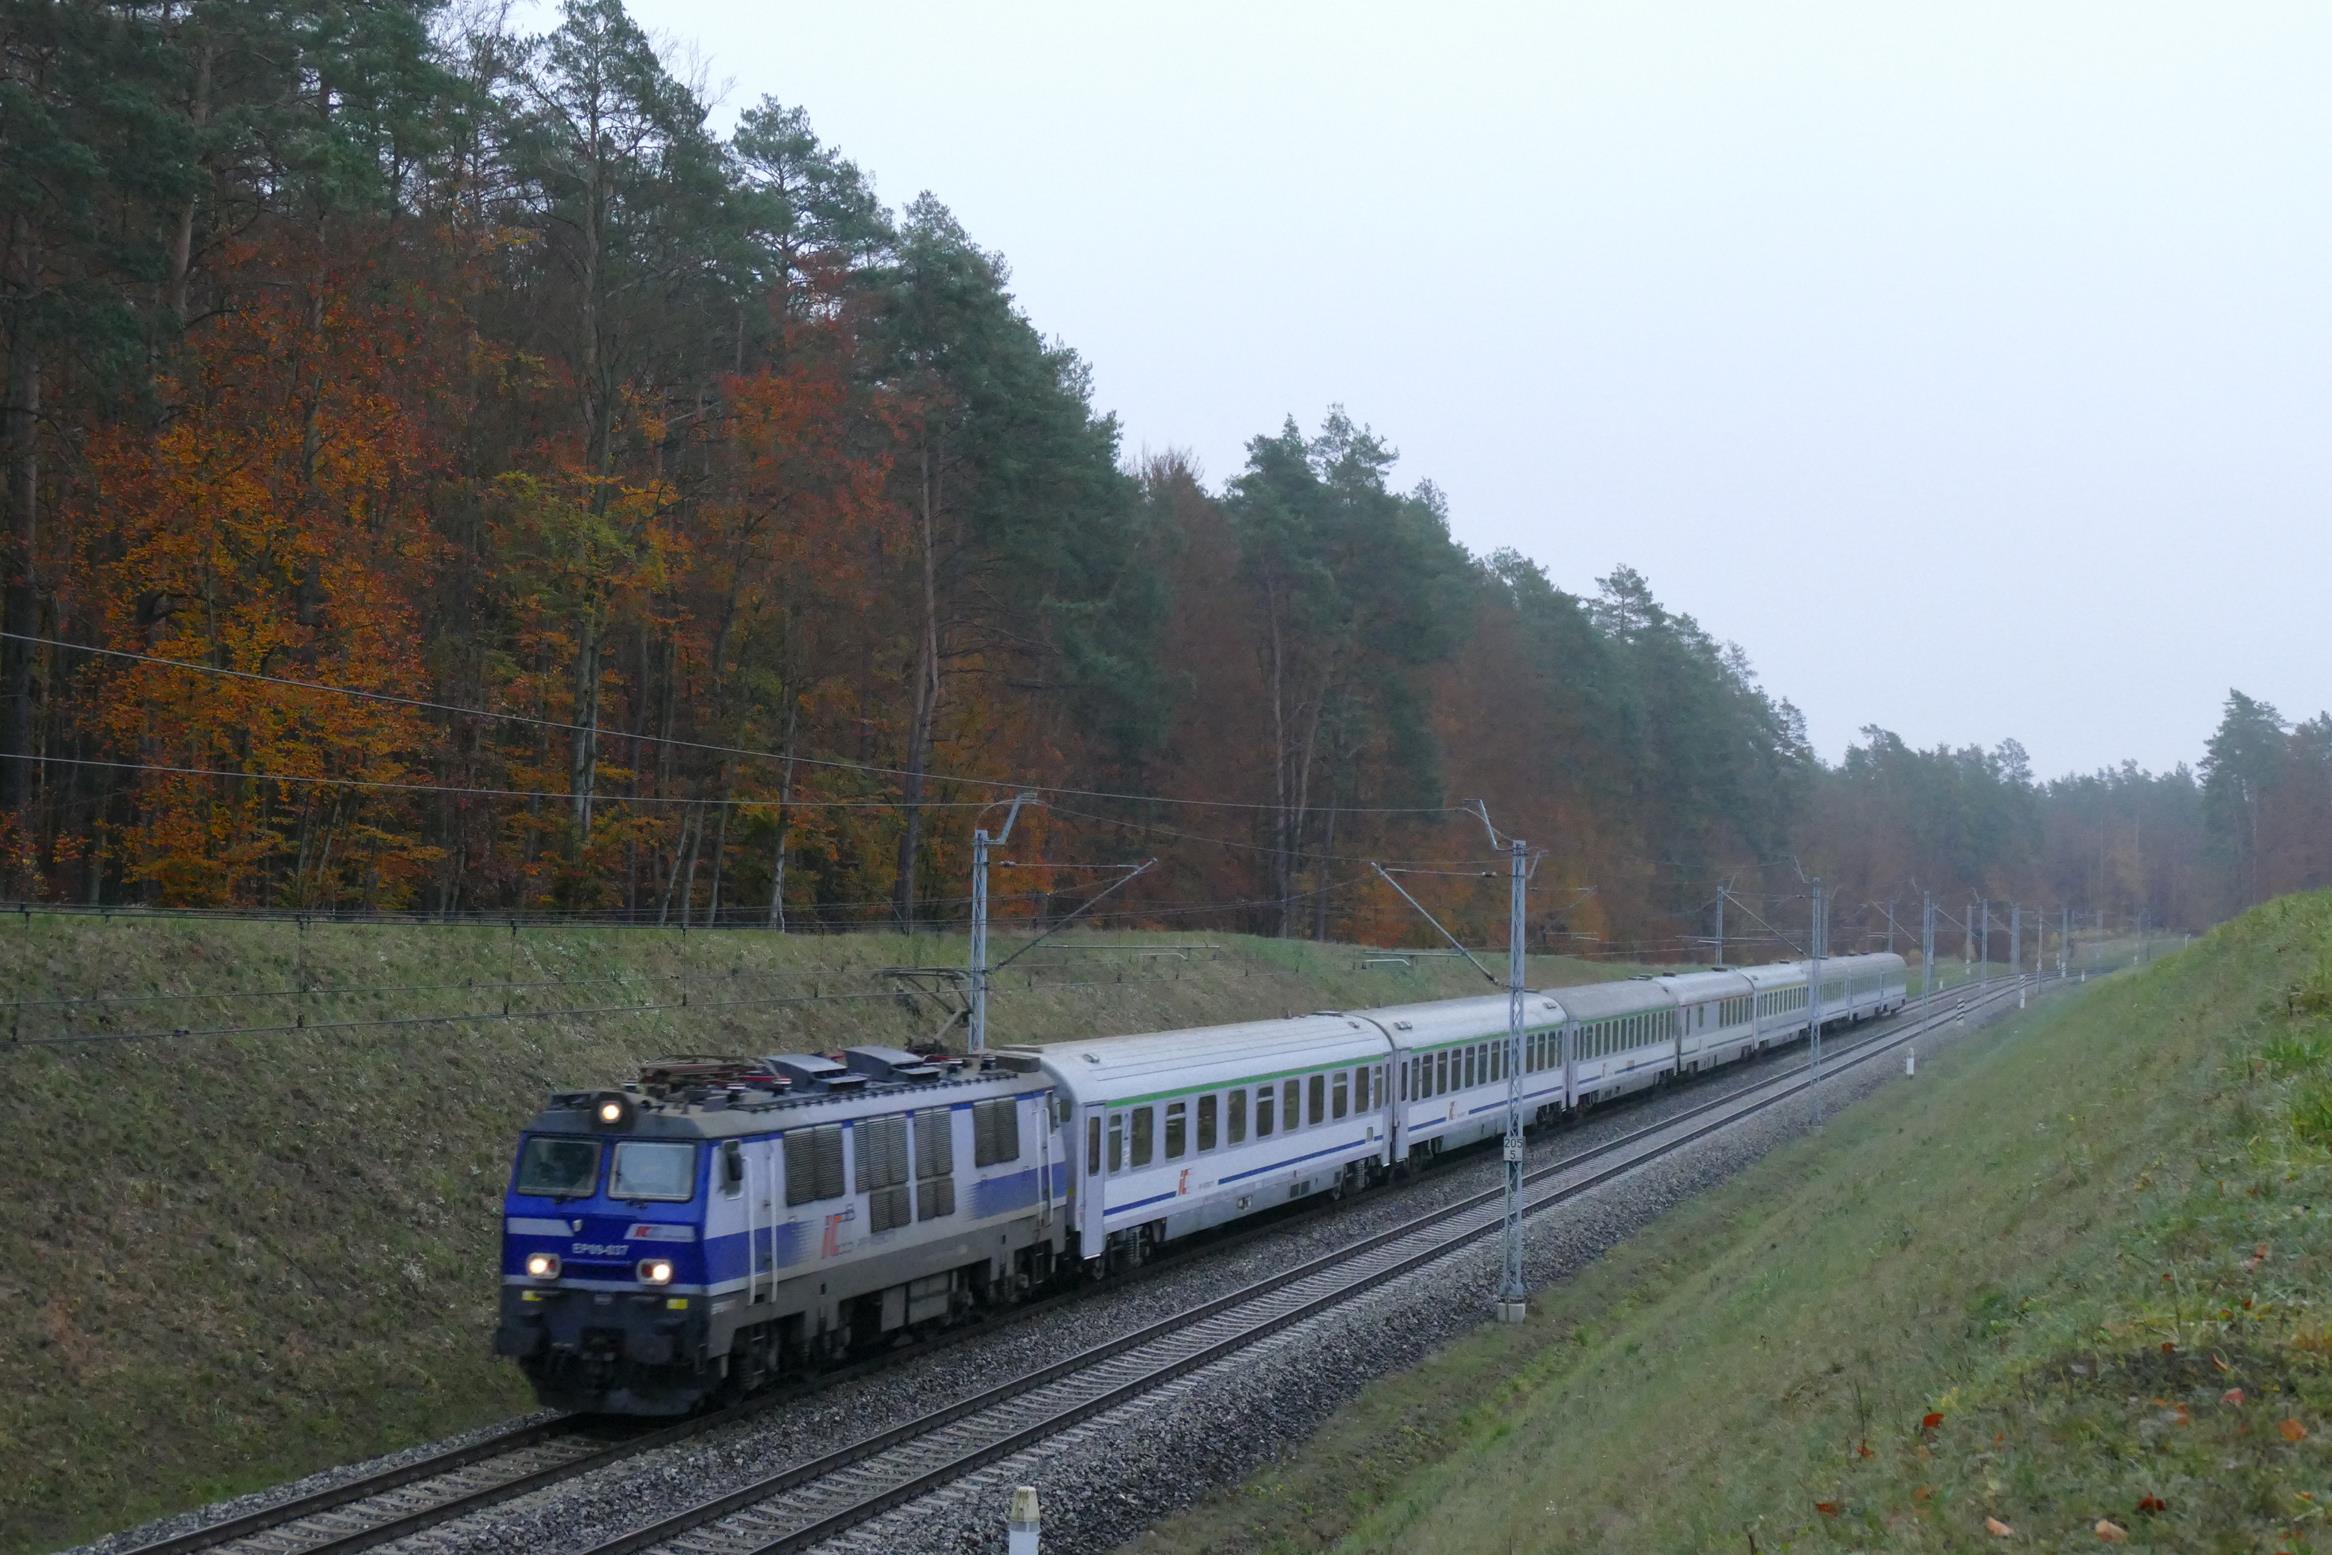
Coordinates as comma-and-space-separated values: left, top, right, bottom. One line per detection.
0, 2, 2311, 944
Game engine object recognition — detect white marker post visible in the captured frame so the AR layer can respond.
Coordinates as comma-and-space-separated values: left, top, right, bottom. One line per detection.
1008, 1486, 1040, 1555
1905, 1047, 1916, 1076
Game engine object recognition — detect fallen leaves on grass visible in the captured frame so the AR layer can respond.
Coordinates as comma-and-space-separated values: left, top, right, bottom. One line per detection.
1986, 1516, 2015, 1536
2096, 1519, 2129, 1542
2281, 1417, 2309, 1442
1815, 1501, 1841, 1518
1922, 1411, 1946, 1431
2136, 1494, 2168, 1513
2225, 1387, 2247, 1405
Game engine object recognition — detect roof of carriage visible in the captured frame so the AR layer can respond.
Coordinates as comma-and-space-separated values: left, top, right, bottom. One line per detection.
1018, 1011, 1391, 1106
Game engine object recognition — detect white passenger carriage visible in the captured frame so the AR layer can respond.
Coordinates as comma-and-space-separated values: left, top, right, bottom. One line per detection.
1558, 977, 1683, 1106
1813, 952, 1910, 1023
1376, 993, 1567, 1162
1027, 1013, 1395, 1267
1742, 960, 1813, 1047
1652, 967, 1759, 1074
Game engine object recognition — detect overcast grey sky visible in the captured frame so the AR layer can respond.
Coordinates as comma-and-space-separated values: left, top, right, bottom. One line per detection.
585, 0, 2329, 779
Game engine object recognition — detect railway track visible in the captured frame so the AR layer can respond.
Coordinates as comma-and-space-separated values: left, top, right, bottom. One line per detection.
576, 976, 2044, 1555
119, 974, 2032, 1555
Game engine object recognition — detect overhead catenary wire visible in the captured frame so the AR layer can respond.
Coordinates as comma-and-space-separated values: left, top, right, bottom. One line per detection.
0, 751, 993, 810
0, 630, 1465, 817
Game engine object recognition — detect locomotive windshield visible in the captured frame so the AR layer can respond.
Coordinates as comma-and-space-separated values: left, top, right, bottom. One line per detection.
610, 1141, 698, 1202
515, 1136, 600, 1198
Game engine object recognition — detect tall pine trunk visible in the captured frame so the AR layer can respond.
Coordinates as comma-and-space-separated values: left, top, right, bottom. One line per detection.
1, 213, 40, 815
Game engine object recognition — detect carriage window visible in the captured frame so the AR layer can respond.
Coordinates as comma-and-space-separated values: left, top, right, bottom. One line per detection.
1227, 1088, 1247, 1144
1308, 1073, 1325, 1125
1108, 1111, 1124, 1172
1197, 1093, 1218, 1152
516, 1136, 600, 1199
1285, 1078, 1301, 1128
1332, 1071, 1349, 1120
1256, 1085, 1276, 1137
1359, 1066, 1373, 1110
1434, 1050, 1448, 1094
1088, 1116, 1101, 1175
1165, 1100, 1188, 1159
1130, 1107, 1154, 1168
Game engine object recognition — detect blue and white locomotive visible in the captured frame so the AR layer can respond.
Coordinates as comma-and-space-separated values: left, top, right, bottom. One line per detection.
496, 953, 1906, 1413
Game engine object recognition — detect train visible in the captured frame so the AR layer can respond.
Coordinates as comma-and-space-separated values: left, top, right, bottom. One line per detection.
495, 952, 1908, 1413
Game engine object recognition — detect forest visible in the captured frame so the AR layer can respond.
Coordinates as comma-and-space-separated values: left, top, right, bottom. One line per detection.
1, 0, 2322, 955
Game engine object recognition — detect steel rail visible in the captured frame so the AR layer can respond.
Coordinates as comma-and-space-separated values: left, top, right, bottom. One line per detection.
581, 976, 2047, 1555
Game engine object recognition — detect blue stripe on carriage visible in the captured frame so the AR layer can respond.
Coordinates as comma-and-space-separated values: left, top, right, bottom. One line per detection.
1465, 1085, 1567, 1118
1109, 1190, 1180, 1215
1220, 1137, 1370, 1183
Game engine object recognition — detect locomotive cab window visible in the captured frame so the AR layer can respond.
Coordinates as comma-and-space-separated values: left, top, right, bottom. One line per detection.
516, 1136, 600, 1198
610, 1141, 697, 1202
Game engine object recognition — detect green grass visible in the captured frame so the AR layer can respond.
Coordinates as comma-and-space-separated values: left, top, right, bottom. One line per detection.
1126, 897, 2332, 1555
0, 912, 1653, 1555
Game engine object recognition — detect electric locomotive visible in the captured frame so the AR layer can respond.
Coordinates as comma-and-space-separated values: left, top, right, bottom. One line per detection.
495, 1049, 1067, 1414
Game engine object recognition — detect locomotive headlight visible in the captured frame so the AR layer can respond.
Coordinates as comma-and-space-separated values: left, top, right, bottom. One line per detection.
525, 1251, 561, 1280
637, 1257, 674, 1287
595, 1096, 627, 1126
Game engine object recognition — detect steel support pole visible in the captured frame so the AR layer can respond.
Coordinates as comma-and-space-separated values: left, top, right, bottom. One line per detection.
1808, 879, 1825, 1116
969, 825, 992, 1052
2010, 904, 2021, 982
1713, 887, 1726, 968
967, 792, 1033, 1054
1922, 892, 1935, 995
1497, 836, 1529, 1321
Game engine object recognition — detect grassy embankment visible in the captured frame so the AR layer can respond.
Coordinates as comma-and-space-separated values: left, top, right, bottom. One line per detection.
1129, 900, 2330, 1554
0, 911, 1660, 1555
